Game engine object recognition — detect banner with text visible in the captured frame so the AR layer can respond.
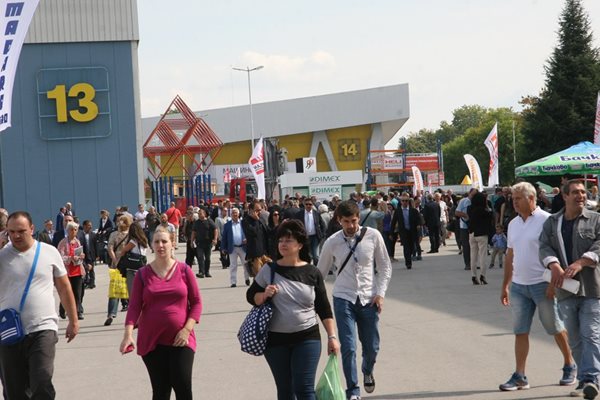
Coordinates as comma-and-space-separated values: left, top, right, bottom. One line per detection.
412, 166, 424, 196
248, 137, 266, 199
484, 122, 499, 187
463, 154, 484, 191
0, 0, 40, 132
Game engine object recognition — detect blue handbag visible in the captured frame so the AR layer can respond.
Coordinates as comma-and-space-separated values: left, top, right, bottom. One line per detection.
237, 264, 275, 356
0, 241, 41, 346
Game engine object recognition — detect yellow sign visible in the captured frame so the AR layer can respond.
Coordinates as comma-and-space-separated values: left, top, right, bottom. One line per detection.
46, 82, 99, 123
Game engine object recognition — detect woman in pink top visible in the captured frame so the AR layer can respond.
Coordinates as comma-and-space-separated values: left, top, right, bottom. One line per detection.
120, 226, 202, 400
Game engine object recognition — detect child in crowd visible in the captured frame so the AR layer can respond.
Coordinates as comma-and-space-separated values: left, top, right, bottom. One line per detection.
490, 224, 507, 268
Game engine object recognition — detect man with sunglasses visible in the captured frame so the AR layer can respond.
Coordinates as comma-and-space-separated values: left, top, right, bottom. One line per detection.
295, 198, 326, 265
391, 194, 421, 269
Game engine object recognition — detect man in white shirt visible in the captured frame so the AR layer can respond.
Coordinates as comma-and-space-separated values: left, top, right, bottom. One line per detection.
318, 201, 392, 400
134, 203, 148, 230
0, 211, 79, 398
499, 182, 575, 392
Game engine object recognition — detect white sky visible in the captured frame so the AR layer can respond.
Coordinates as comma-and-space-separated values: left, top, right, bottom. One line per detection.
137, 0, 600, 148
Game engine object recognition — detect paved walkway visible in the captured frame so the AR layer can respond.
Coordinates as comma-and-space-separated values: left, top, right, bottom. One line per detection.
11, 238, 581, 399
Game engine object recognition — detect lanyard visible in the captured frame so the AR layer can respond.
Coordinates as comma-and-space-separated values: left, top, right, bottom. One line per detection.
342, 232, 360, 265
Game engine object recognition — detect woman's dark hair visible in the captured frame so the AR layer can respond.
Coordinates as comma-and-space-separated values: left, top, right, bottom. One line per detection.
471, 192, 487, 208
275, 219, 311, 263
127, 223, 148, 248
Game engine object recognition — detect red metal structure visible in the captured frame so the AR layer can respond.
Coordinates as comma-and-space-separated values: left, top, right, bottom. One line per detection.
143, 95, 223, 179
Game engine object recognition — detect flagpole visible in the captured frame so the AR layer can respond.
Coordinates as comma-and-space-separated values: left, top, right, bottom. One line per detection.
512, 120, 516, 169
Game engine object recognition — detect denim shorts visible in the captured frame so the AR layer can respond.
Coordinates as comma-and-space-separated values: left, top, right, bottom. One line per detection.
510, 281, 565, 335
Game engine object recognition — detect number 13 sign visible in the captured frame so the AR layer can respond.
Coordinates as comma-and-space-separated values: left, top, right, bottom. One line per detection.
37, 67, 111, 140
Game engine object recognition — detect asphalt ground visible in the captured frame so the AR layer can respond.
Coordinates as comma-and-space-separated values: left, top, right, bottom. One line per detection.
4, 236, 584, 399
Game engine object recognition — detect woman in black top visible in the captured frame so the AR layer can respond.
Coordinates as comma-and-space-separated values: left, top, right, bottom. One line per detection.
467, 192, 494, 285
267, 210, 282, 260
247, 219, 339, 400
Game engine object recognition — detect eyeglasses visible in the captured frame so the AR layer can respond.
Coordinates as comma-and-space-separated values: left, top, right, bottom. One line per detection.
401, 199, 409, 203
273, 213, 279, 216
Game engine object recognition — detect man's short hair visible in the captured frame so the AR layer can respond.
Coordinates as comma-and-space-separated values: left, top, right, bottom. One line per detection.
44, 219, 53, 225
337, 201, 359, 218
370, 198, 378, 208
511, 182, 536, 199
8, 211, 32, 225
562, 179, 584, 195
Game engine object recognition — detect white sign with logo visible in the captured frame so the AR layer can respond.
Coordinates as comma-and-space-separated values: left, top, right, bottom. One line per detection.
309, 185, 342, 198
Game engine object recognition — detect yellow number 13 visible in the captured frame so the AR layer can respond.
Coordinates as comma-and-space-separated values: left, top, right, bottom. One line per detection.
47, 83, 99, 123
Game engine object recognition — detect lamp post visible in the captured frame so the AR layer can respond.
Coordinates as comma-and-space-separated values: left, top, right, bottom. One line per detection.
232, 65, 263, 152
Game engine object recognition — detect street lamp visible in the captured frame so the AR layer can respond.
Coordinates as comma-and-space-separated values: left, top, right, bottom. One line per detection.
232, 65, 264, 152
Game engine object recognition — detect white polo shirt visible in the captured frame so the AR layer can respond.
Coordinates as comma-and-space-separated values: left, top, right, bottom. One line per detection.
507, 207, 550, 285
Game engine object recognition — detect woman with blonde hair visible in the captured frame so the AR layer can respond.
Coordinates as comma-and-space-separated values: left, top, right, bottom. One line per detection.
105, 214, 133, 326
57, 221, 86, 320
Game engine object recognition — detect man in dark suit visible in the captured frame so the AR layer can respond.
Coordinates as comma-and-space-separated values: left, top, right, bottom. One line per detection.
97, 210, 114, 263
52, 214, 73, 248
242, 200, 270, 277
55, 207, 65, 233
423, 193, 442, 253
36, 219, 55, 245
295, 198, 326, 264
391, 194, 421, 269
77, 220, 97, 289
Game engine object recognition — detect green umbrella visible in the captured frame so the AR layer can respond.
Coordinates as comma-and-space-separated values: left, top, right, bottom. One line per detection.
515, 141, 600, 177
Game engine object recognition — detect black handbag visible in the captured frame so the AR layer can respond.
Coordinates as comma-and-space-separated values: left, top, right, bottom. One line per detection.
118, 243, 147, 277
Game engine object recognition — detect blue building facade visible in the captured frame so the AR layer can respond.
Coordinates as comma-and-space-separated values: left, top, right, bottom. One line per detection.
0, 1, 142, 228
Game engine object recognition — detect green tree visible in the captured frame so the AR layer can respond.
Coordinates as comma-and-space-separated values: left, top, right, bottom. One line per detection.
442, 108, 524, 185
403, 128, 437, 153
521, 0, 600, 162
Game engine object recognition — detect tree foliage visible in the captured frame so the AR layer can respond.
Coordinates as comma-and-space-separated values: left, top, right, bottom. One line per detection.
521, 0, 600, 162
443, 108, 525, 185
399, 105, 523, 185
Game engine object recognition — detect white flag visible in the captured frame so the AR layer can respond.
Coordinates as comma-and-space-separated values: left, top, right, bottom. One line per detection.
0, 1, 40, 133
248, 137, 266, 200
484, 123, 499, 187
412, 166, 424, 197
594, 92, 600, 145
463, 154, 484, 191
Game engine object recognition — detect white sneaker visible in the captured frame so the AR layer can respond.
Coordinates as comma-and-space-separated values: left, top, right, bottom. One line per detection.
349, 396, 361, 400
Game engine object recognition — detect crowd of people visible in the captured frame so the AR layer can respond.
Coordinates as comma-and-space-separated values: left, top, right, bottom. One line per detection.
0, 173, 598, 399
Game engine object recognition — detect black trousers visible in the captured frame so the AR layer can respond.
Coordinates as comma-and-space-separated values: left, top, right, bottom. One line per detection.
428, 225, 441, 252
399, 231, 416, 267
142, 345, 194, 400
185, 242, 197, 268
460, 228, 471, 267
195, 244, 212, 275
0, 330, 58, 400
59, 275, 83, 316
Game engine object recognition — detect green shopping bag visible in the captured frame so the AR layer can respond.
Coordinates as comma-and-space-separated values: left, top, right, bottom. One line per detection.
316, 354, 345, 400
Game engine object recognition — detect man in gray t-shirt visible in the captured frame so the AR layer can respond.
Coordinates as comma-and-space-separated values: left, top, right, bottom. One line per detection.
0, 211, 79, 399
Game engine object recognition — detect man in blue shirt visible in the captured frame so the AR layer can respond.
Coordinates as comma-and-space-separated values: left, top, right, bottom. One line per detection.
220, 208, 250, 287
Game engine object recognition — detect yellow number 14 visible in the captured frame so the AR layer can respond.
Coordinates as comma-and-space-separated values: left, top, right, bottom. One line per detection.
47, 83, 99, 123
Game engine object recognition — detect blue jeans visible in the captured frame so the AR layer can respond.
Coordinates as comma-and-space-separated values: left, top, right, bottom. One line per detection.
264, 339, 321, 400
333, 297, 380, 399
558, 297, 600, 384
308, 235, 320, 265
510, 281, 564, 335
